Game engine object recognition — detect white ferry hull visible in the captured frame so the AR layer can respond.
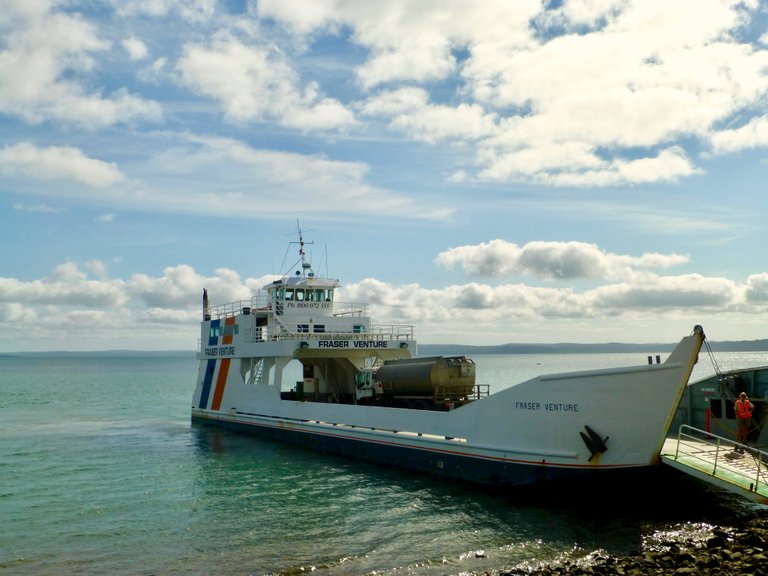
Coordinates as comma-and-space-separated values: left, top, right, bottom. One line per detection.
191, 328, 704, 487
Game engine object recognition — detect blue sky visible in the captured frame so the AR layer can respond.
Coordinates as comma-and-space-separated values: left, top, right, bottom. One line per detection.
2, 0, 768, 351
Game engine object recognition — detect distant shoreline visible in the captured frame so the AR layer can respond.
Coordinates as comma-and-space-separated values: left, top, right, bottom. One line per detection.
2, 340, 768, 357
420, 339, 768, 355
0, 350, 196, 358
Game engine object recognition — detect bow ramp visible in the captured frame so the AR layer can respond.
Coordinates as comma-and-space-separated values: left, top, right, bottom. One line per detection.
661, 425, 768, 505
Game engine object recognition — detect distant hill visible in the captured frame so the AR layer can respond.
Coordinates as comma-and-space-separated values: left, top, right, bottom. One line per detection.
0, 350, 196, 358
418, 339, 768, 356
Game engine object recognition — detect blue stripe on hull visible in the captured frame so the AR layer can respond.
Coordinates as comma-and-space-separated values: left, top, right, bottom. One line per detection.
197, 359, 217, 409
191, 415, 605, 487
198, 319, 221, 409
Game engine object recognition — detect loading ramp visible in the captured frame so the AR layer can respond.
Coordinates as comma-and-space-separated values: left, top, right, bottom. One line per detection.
661, 425, 768, 505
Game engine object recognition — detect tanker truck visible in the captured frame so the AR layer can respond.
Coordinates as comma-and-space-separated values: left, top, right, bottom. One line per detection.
354, 355, 479, 410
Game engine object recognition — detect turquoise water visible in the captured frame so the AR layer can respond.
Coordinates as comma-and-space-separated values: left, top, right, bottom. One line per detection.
1, 353, 763, 576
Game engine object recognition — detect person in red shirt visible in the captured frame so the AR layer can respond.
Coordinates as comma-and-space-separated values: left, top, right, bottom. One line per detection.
734, 392, 754, 452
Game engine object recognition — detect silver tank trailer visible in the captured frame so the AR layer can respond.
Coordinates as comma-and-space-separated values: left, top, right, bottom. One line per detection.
375, 356, 476, 400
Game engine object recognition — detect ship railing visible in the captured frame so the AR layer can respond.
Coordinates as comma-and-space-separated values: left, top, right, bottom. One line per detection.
206, 297, 371, 319
433, 384, 479, 402
243, 324, 415, 343
368, 324, 414, 340
670, 424, 768, 494
431, 384, 490, 403
208, 295, 270, 319
332, 302, 368, 317
473, 384, 490, 399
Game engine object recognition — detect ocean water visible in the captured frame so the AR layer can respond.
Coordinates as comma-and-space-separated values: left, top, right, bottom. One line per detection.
2, 351, 766, 576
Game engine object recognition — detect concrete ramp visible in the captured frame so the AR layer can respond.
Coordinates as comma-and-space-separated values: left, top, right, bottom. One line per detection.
661, 425, 768, 505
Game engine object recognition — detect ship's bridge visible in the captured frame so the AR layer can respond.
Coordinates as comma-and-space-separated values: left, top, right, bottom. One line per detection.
265, 274, 341, 321
265, 275, 340, 307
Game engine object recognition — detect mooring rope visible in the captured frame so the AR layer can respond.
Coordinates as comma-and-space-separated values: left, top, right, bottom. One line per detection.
701, 335, 729, 398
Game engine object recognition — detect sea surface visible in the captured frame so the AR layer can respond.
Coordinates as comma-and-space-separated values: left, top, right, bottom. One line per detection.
2, 350, 767, 576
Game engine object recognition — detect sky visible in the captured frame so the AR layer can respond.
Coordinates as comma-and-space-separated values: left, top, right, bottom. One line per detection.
2, 0, 768, 352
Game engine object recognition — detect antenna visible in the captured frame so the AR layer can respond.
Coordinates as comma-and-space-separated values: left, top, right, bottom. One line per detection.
288, 219, 315, 278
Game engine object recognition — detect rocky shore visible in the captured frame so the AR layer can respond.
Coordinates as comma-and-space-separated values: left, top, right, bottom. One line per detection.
493, 514, 768, 576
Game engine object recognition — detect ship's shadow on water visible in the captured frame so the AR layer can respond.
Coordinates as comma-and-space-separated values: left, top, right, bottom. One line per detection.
490, 465, 746, 518
189, 425, 756, 575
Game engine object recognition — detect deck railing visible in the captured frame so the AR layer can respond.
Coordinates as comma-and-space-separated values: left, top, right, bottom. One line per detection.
207, 296, 369, 320
208, 295, 270, 318
249, 324, 415, 343
474, 384, 490, 399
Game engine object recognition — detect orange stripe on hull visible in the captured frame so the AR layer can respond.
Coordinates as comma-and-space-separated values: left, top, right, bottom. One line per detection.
211, 317, 236, 410
211, 357, 231, 411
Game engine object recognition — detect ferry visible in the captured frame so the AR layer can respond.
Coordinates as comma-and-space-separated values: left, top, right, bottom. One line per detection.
191, 228, 706, 487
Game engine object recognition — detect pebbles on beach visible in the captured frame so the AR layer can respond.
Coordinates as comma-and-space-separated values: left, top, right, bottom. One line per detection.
492, 515, 768, 576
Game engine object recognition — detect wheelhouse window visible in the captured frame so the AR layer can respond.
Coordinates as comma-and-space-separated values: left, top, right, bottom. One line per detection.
315, 289, 333, 302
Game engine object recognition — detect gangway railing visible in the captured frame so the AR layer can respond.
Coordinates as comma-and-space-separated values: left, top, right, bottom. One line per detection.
668, 424, 768, 496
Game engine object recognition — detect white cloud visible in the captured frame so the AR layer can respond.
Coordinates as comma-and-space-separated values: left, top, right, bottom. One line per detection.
261, 0, 541, 88
0, 262, 128, 307
435, 240, 689, 280
129, 265, 252, 308
0, 1, 162, 127
745, 273, 768, 303
474, 144, 700, 186
0, 255, 764, 350
84, 260, 109, 278
0, 132, 455, 221
0, 302, 38, 324
0, 143, 126, 187
555, 0, 623, 26
460, 2, 768, 185
587, 274, 738, 309
337, 269, 755, 344
122, 37, 148, 60
111, 0, 217, 22
131, 134, 455, 220
0, 261, 274, 350
138, 57, 169, 83
710, 117, 768, 153
260, 0, 768, 186
13, 203, 62, 213
361, 88, 498, 143
177, 34, 356, 130
538, 147, 698, 187
355, 32, 457, 90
